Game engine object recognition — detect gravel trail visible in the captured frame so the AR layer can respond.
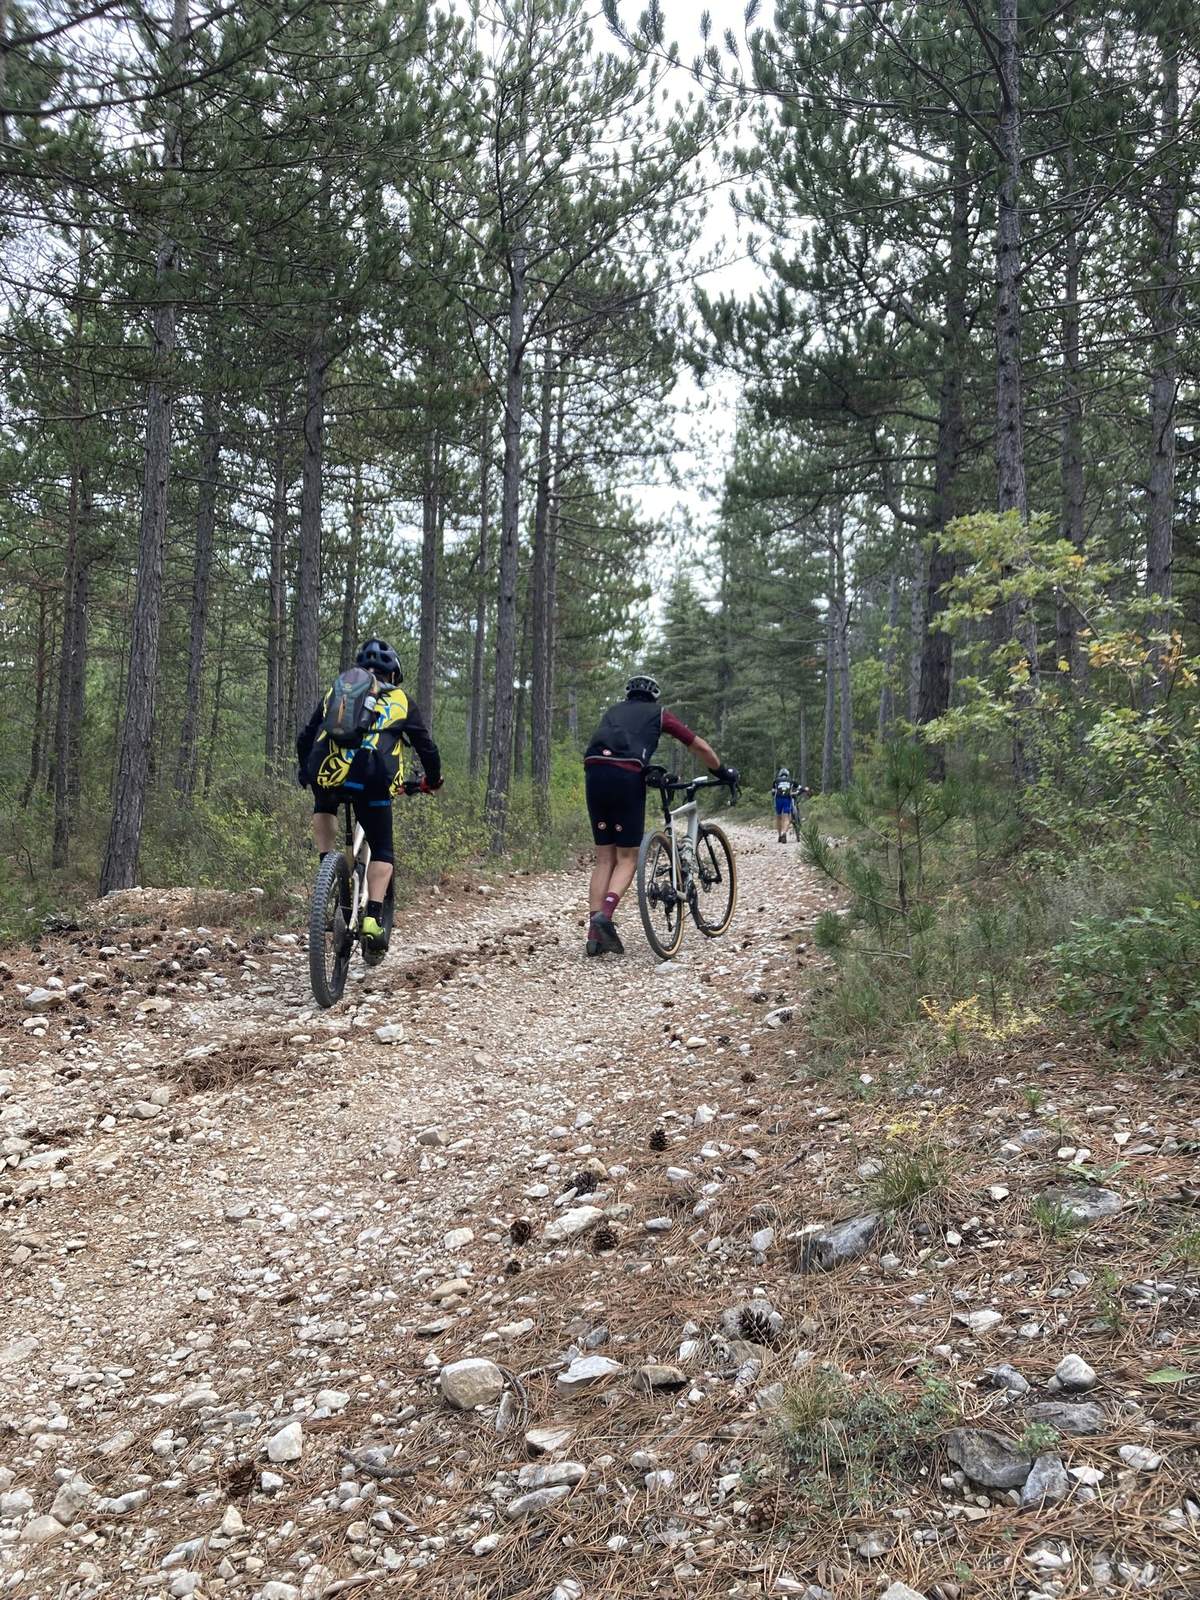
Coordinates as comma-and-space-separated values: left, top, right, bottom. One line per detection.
1, 824, 834, 1598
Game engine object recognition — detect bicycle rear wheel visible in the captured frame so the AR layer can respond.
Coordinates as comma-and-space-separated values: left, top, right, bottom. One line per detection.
790, 808, 802, 842
309, 850, 353, 1008
637, 829, 684, 961
690, 822, 737, 937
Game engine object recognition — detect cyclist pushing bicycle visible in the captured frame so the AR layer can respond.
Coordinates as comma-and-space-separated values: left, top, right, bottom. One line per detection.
582, 674, 737, 957
296, 638, 442, 955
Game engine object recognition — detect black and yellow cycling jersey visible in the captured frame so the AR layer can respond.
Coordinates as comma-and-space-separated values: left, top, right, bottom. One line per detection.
297, 683, 442, 798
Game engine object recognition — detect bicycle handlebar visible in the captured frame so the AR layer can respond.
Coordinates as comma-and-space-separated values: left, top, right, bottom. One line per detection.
644, 768, 739, 806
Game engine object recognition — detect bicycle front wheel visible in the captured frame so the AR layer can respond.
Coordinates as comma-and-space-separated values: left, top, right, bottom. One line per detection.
637, 829, 684, 961
309, 850, 353, 1008
691, 822, 737, 937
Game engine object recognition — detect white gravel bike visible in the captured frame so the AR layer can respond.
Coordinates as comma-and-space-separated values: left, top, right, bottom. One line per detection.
637, 768, 739, 961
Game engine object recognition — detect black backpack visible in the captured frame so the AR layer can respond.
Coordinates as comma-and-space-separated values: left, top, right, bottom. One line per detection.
319, 667, 380, 749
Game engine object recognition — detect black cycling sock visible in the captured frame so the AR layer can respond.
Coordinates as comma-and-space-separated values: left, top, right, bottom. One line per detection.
366, 899, 383, 920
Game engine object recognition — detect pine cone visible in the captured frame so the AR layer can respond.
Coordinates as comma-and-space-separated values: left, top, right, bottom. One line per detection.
738, 1306, 778, 1347
504, 1258, 522, 1276
649, 1127, 667, 1152
567, 1170, 598, 1197
509, 1217, 533, 1246
591, 1224, 618, 1254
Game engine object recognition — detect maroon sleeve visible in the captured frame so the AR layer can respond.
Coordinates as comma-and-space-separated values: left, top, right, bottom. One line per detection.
661, 709, 696, 746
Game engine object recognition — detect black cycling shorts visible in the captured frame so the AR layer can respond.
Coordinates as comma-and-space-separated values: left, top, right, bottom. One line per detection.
312, 788, 394, 865
585, 762, 645, 846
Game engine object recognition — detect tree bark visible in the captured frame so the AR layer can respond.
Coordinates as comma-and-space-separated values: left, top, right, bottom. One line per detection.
201, 595, 228, 798
1057, 146, 1086, 676
52, 225, 91, 869
834, 516, 853, 790
821, 572, 836, 793
21, 589, 51, 808
293, 328, 327, 734
529, 356, 555, 824
485, 233, 527, 853
513, 602, 531, 781
100, 0, 189, 894
918, 124, 969, 745
417, 425, 440, 717
174, 386, 221, 800
266, 405, 289, 771
469, 406, 492, 779
339, 462, 364, 671
1145, 38, 1181, 695
878, 571, 899, 742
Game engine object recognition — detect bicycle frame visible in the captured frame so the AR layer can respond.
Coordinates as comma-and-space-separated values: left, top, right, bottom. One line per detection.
343, 806, 371, 934
658, 796, 702, 896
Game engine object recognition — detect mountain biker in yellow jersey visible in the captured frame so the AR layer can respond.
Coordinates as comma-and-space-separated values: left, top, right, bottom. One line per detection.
296, 638, 442, 952
582, 674, 737, 956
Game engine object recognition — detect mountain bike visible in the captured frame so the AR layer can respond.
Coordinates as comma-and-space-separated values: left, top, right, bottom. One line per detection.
786, 784, 811, 842
636, 767, 739, 961
308, 778, 424, 1008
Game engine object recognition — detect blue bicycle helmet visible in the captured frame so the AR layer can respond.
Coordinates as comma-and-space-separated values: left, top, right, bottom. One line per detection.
356, 637, 403, 682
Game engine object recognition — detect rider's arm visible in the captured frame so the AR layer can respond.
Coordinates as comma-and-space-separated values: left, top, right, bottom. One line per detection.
399, 699, 442, 788
690, 734, 721, 773
296, 703, 323, 768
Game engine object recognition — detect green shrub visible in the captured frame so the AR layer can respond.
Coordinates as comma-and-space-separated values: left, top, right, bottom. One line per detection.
1050, 899, 1200, 1061
776, 1367, 957, 1511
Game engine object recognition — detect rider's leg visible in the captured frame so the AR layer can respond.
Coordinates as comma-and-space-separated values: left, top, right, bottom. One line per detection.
605, 845, 639, 906
589, 845, 616, 914
358, 799, 395, 948
312, 808, 337, 855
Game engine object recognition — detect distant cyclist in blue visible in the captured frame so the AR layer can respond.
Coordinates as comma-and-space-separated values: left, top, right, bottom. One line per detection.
772, 767, 793, 842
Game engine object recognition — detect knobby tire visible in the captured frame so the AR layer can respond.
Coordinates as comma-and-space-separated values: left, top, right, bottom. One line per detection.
691, 822, 737, 937
309, 850, 352, 1008
637, 828, 685, 961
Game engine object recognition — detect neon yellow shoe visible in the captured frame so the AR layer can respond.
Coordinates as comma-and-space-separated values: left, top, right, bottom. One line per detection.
361, 915, 389, 952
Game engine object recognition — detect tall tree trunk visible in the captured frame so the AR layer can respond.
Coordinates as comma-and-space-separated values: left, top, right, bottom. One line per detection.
834, 516, 853, 789
799, 703, 809, 790
21, 590, 50, 808
529, 357, 555, 825
417, 426, 441, 716
918, 124, 969, 749
546, 383, 565, 751
878, 571, 899, 742
52, 225, 91, 869
485, 236, 527, 852
996, 0, 1027, 520
294, 329, 327, 735
1146, 38, 1181, 695
100, 0, 189, 894
821, 573, 836, 793
1057, 147, 1086, 676
513, 603, 531, 781
174, 387, 221, 800
995, 0, 1038, 784
339, 462, 364, 671
567, 683, 578, 742
266, 406, 288, 771
202, 595, 228, 798
469, 406, 492, 779
908, 545, 925, 724
67, 494, 91, 820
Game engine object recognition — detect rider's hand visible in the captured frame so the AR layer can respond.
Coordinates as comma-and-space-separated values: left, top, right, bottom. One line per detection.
715, 764, 739, 788
419, 776, 443, 794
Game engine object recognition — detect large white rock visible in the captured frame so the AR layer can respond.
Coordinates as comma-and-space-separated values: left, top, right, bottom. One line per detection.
441, 1357, 505, 1410
556, 1355, 622, 1391
266, 1422, 303, 1463
544, 1205, 604, 1243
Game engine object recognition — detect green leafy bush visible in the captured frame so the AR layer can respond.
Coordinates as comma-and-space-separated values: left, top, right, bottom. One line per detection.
1050, 899, 1200, 1060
